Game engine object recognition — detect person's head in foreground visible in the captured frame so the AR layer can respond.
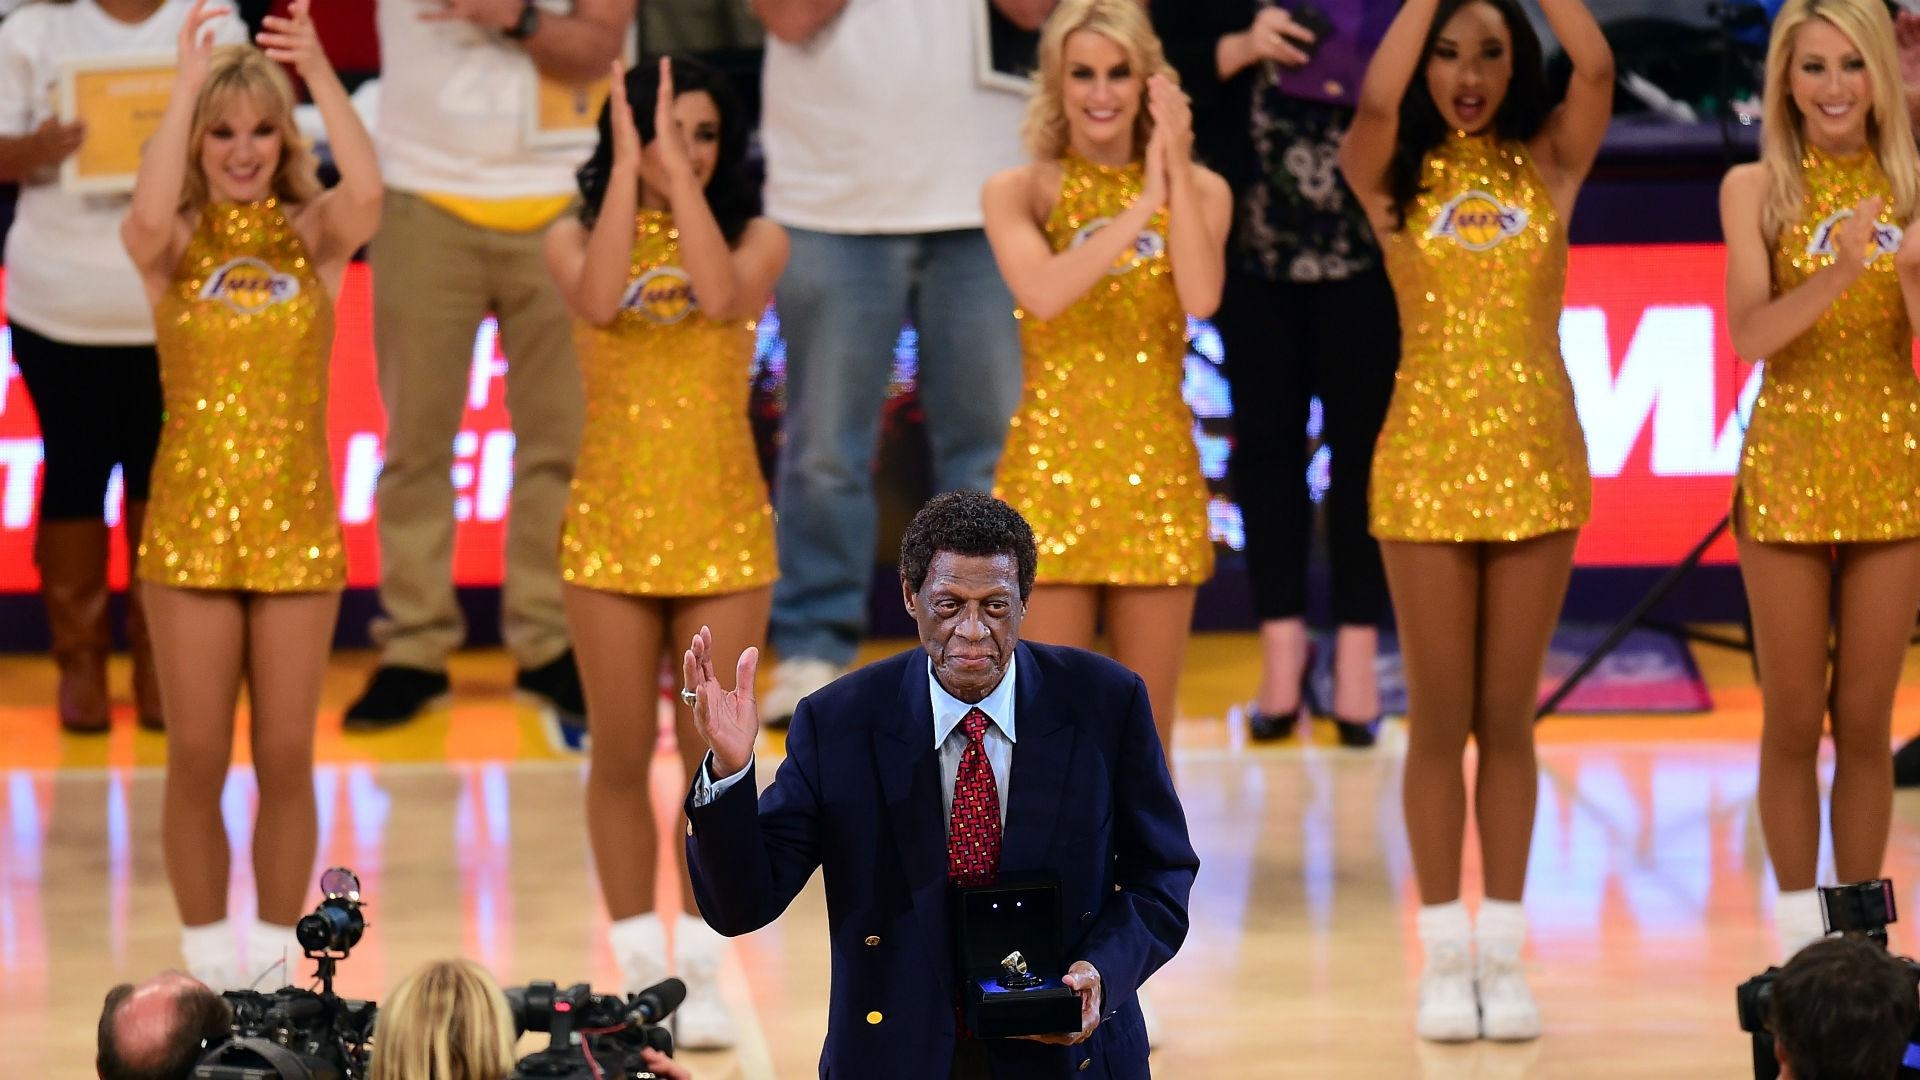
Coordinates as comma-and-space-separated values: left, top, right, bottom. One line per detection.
97, 970, 233, 1080
1771, 935, 1920, 1080
367, 958, 517, 1080
898, 490, 1039, 704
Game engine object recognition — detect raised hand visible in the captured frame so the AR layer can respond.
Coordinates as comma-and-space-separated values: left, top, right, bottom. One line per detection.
1832, 195, 1886, 274
642, 56, 696, 191
1136, 124, 1169, 214
606, 59, 642, 176
1247, 5, 1316, 67
681, 625, 759, 779
176, 0, 233, 89
257, 0, 329, 79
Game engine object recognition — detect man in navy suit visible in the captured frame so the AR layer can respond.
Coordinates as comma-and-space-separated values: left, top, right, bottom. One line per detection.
679, 491, 1198, 1078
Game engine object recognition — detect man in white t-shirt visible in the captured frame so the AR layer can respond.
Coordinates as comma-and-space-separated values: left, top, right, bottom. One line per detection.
345, 0, 631, 736
755, 0, 1057, 723
0, 0, 246, 734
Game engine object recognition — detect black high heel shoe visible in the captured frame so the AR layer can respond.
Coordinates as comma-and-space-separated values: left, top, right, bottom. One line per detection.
1320, 646, 1382, 748
1248, 645, 1315, 742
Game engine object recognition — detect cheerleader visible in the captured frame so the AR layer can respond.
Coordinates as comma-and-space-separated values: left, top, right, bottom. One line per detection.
1338, 0, 1612, 1042
542, 56, 786, 1048
981, 0, 1231, 759
119, 0, 381, 989
1719, 0, 1920, 959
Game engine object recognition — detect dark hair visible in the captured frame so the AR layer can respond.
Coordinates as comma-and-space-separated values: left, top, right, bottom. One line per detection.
574, 54, 758, 243
1387, 0, 1551, 230
1770, 937, 1919, 1080
898, 491, 1039, 601
97, 977, 234, 1080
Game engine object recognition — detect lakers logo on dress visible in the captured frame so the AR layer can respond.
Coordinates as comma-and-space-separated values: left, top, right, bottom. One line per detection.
198, 257, 301, 314
1070, 216, 1167, 275
1806, 210, 1903, 262
1427, 190, 1529, 251
620, 265, 697, 324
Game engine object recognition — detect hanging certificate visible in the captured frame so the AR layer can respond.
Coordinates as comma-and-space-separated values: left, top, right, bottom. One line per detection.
58, 52, 176, 193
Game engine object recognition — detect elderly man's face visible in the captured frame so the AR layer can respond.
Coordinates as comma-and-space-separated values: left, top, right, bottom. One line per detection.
903, 552, 1024, 704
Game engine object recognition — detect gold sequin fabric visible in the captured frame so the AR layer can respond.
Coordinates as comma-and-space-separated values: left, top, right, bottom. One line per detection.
141, 200, 341, 591
1372, 133, 1590, 542
560, 210, 776, 594
1738, 147, 1920, 542
992, 152, 1214, 585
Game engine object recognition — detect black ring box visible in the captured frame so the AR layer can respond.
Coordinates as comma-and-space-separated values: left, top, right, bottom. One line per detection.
953, 877, 1082, 1038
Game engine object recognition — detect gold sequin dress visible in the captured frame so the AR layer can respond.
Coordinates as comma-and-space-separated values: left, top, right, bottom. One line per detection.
560, 210, 776, 594
141, 200, 342, 591
1737, 147, 1920, 542
992, 153, 1214, 585
1371, 133, 1590, 542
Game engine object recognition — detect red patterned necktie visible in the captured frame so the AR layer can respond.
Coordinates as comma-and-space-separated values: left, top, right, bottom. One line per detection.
947, 707, 1002, 888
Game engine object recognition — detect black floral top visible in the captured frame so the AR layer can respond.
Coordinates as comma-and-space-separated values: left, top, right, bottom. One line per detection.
1241, 48, 1379, 283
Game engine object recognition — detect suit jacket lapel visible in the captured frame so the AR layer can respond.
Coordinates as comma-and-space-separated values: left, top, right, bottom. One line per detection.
875, 655, 953, 991
1000, 641, 1075, 876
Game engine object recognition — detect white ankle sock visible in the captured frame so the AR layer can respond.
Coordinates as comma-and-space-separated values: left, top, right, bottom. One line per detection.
1776, 888, 1827, 960
247, 921, 300, 989
181, 920, 241, 991
610, 913, 667, 994
1476, 899, 1528, 949
1417, 899, 1471, 945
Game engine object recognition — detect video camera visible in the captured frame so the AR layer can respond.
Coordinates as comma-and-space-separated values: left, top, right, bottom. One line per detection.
1736, 879, 1920, 1079
194, 868, 377, 1080
505, 977, 685, 1080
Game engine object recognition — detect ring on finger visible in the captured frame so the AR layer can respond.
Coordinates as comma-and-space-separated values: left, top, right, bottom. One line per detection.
680, 688, 698, 707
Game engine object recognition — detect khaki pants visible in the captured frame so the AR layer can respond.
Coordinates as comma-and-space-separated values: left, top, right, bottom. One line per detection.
368, 190, 583, 671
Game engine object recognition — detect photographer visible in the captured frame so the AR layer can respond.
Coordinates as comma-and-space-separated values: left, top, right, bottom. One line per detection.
1771, 937, 1919, 1080
369, 959, 692, 1080
96, 971, 232, 1080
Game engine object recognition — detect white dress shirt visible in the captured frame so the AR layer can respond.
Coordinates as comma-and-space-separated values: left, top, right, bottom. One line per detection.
693, 655, 1019, 830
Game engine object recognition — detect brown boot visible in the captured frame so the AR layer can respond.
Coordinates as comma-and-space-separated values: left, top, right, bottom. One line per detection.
122, 501, 164, 731
36, 520, 112, 733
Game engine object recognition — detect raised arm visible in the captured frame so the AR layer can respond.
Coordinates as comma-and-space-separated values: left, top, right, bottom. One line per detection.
749, 0, 848, 46
1531, 0, 1614, 198
982, 163, 1164, 323
1338, 0, 1442, 220
122, 0, 230, 284
259, 0, 382, 269
645, 59, 789, 322
422, 0, 635, 84
1721, 163, 1873, 360
1150, 76, 1231, 319
547, 62, 646, 325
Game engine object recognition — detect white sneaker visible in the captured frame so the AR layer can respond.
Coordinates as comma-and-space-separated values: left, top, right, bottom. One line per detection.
762, 658, 846, 728
610, 913, 668, 995
1416, 941, 1481, 1043
673, 915, 736, 1050
1475, 952, 1541, 1042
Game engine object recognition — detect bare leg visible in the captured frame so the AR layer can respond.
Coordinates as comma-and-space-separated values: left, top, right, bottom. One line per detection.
245, 591, 339, 924
1103, 586, 1198, 761
146, 582, 246, 925
1331, 624, 1382, 720
668, 587, 773, 913
1829, 538, 1920, 883
1473, 531, 1577, 902
567, 584, 667, 921
1739, 533, 1835, 892
1380, 541, 1482, 906
1256, 617, 1310, 715
1021, 584, 1099, 650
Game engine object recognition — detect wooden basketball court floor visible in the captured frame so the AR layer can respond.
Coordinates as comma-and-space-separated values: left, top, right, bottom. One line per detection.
6, 633, 1920, 1078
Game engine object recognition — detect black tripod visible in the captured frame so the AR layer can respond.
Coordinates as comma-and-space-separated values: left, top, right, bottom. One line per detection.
1534, 513, 1752, 720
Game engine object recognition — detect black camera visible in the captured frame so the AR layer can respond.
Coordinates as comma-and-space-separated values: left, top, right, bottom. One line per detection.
505, 977, 685, 1080
1736, 880, 1920, 1079
195, 869, 376, 1080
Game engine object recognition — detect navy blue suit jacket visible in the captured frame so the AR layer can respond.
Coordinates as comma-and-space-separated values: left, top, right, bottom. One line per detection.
685, 641, 1199, 1079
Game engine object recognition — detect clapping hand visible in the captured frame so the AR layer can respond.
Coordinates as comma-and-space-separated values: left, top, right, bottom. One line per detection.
1832, 195, 1886, 276
682, 625, 759, 779
641, 56, 697, 193
176, 0, 233, 89
258, 0, 328, 80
